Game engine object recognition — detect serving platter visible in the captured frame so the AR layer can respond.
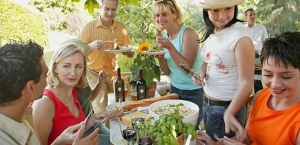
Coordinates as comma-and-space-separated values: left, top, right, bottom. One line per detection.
143, 51, 166, 55
105, 47, 133, 53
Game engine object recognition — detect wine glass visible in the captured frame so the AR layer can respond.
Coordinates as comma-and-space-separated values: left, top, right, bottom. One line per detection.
117, 118, 136, 145
138, 136, 152, 145
131, 117, 145, 130
137, 127, 153, 145
133, 111, 152, 145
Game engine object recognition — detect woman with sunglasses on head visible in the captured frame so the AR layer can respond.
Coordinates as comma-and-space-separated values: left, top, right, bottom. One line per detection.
152, 0, 204, 130
192, 0, 255, 142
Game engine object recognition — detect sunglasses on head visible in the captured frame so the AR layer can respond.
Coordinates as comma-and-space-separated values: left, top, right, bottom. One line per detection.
155, 0, 177, 11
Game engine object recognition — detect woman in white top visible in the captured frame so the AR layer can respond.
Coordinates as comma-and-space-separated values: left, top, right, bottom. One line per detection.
193, 0, 254, 141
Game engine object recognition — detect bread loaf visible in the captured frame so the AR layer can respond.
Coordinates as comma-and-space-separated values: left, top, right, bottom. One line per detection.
123, 93, 179, 110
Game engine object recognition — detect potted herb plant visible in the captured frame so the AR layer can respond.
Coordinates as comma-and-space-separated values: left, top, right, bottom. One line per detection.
135, 111, 196, 145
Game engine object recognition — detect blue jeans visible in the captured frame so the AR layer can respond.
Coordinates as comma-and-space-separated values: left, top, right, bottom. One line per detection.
83, 123, 110, 145
170, 85, 203, 130
203, 101, 246, 141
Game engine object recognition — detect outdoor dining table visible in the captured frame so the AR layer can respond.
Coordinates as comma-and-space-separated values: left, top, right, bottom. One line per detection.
107, 92, 197, 145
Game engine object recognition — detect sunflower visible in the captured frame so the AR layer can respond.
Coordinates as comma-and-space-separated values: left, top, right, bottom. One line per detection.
137, 42, 150, 54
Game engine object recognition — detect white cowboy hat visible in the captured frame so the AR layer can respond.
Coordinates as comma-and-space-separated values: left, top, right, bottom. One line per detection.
198, 0, 245, 9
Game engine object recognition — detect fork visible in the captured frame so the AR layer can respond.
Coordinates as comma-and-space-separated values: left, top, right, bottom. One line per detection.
180, 62, 206, 85
102, 98, 122, 123
185, 134, 192, 145
180, 63, 201, 80
83, 96, 105, 124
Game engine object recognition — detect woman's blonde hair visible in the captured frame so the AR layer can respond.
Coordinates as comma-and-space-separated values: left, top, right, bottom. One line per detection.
47, 42, 88, 88
152, 0, 183, 26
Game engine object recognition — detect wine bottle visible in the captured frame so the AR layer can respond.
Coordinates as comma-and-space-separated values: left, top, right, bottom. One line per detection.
115, 68, 125, 102
136, 69, 147, 100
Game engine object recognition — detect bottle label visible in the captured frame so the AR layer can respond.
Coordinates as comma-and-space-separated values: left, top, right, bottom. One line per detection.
115, 85, 124, 101
137, 86, 146, 100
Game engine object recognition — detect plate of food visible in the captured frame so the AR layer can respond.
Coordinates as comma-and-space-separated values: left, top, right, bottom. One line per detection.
111, 133, 138, 145
110, 133, 126, 145
106, 102, 131, 114
143, 49, 166, 55
105, 46, 133, 53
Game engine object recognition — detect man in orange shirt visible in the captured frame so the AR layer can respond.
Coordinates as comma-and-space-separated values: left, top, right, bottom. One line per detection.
79, 0, 134, 113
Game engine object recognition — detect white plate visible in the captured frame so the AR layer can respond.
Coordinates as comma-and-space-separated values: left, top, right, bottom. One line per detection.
143, 51, 166, 55
106, 102, 126, 112
106, 103, 149, 114
111, 133, 137, 145
105, 47, 133, 53
149, 100, 199, 126
111, 133, 126, 145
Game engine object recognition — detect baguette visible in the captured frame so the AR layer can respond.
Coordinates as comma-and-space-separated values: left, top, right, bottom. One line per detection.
123, 93, 179, 110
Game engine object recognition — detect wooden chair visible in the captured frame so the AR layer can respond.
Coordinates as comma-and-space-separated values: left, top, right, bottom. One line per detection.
246, 94, 254, 121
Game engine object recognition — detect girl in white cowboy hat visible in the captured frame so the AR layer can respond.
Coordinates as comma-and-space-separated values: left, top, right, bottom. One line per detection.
192, 0, 255, 142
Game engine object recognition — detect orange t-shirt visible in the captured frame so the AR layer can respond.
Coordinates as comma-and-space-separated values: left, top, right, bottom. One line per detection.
248, 88, 300, 145
78, 16, 131, 72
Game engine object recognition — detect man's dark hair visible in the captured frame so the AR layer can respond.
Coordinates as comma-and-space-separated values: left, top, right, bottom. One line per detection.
200, 6, 243, 43
260, 32, 300, 69
0, 40, 44, 106
244, 8, 254, 16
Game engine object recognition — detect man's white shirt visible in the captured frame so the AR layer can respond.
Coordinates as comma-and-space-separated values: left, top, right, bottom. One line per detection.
245, 23, 268, 51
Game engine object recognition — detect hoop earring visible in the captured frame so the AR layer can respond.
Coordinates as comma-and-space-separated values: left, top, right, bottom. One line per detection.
52, 75, 59, 87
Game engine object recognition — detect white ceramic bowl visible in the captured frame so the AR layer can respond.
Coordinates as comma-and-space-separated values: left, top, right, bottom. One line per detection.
149, 99, 199, 126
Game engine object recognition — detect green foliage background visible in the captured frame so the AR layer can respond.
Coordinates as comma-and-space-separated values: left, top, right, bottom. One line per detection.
0, 0, 47, 47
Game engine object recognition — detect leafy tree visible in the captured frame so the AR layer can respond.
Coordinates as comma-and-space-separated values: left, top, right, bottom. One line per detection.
0, 0, 47, 47
77, 0, 141, 14
30, 0, 79, 31
256, 0, 299, 36
116, 0, 155, 44
180, 0, 205, 35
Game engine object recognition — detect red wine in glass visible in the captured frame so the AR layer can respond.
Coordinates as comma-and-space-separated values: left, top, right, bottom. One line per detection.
122, 129, 136, 142
138, 136, 153, 145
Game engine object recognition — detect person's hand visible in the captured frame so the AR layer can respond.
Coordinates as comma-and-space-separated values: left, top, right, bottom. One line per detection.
151, 53, 165, 60
72, 123, 99, 145
223, 136, 245, 145
192, 70, 207, 86
224, 110, 246, 142
90, 110, 124, 124
107, 109, 124, 119
53, 123, 82, 144
98, 70, 107, 84
156, 36, 172, 50
196, 130, 218, 145
88, 40, 104, 51
121, 50, 134, 58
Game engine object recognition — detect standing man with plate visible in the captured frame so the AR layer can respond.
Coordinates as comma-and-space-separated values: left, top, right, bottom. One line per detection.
79, 0, 134, 113
244, 8, 268, 93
